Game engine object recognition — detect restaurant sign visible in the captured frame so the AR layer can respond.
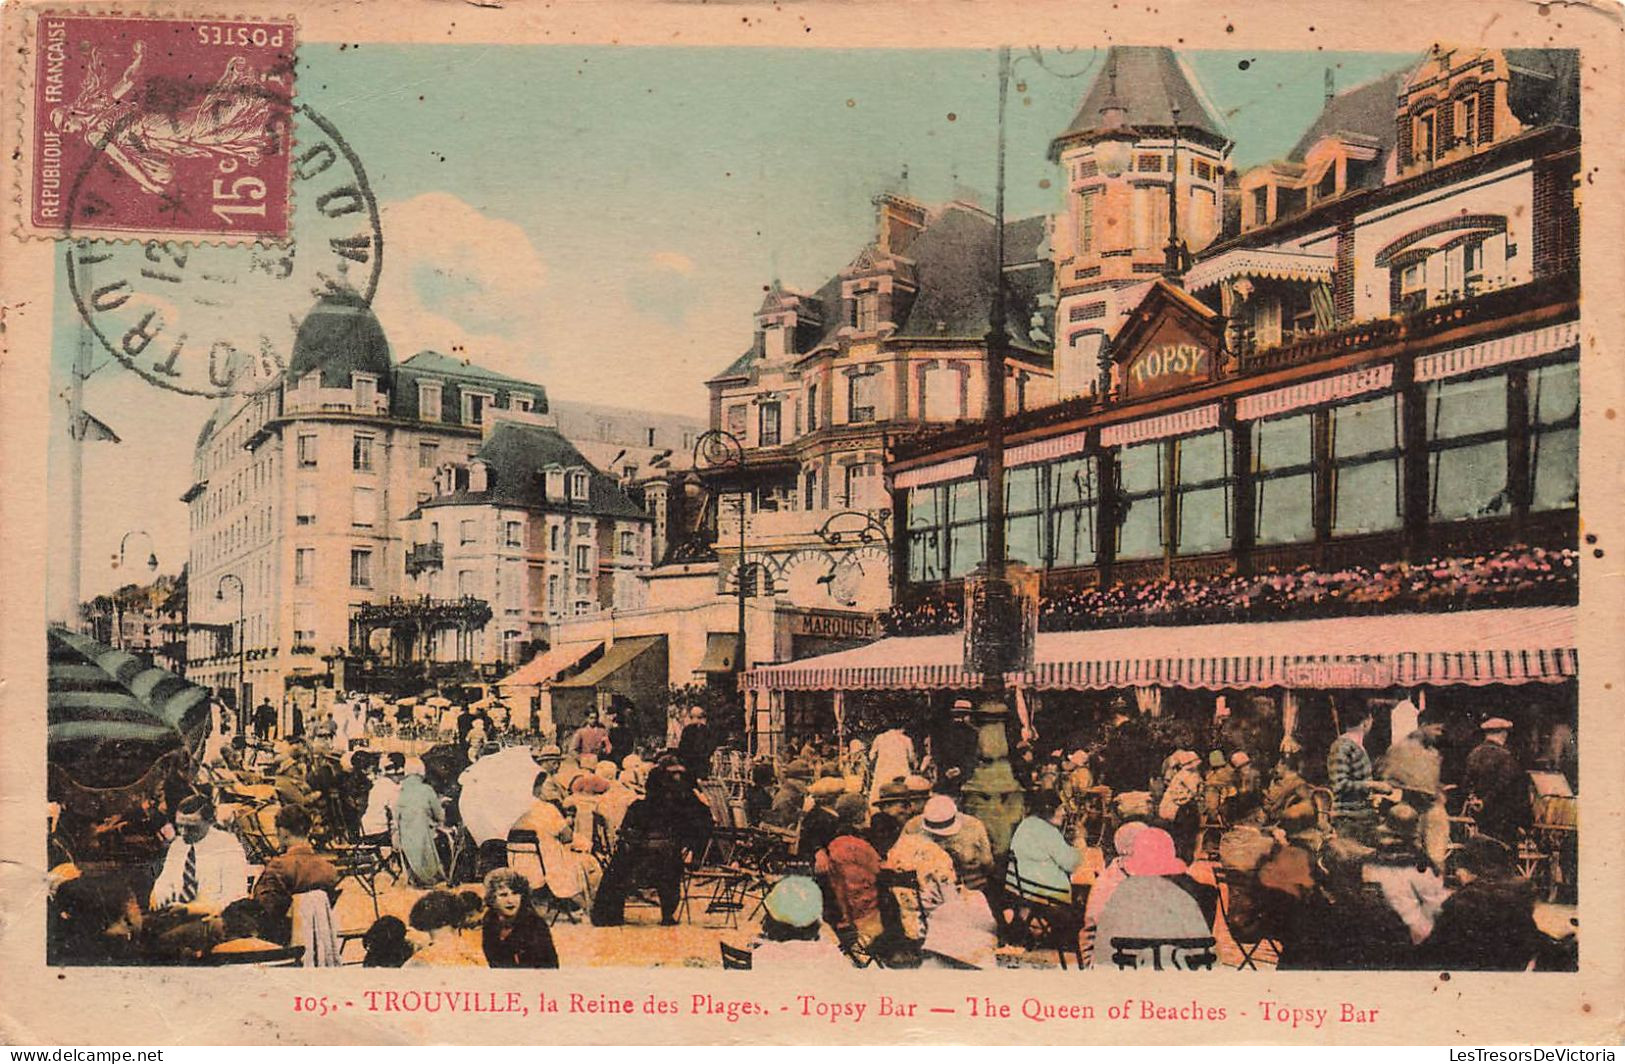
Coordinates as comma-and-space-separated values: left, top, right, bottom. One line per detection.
790, 609, 881, 641
1283, 659, 1395, 688
1113, 279, 1226, 401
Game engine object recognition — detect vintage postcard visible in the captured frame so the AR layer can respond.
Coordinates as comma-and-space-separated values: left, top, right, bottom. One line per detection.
0, 0, 1621, 1047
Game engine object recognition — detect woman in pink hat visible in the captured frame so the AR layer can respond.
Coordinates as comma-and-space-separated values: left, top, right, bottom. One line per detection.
1088, 827, 1213, 969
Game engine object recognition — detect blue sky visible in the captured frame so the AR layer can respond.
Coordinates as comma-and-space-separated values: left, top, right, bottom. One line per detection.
50, 43, 1418, 608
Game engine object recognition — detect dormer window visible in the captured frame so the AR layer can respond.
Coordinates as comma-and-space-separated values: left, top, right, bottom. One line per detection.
1414, 107, 1437, 162
352, 372, 378, 410
763, 324, 786, 360
849, 291, 879, 332
1458, 95, 1478, 147
1251, 187, 1269, 227
567, 469, 589, 500
512, 394, 533, 414
462, 389, 494, 426
418, 381, 442, 422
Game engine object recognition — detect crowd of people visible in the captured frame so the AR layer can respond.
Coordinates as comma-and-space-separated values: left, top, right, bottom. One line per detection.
47, 683, 1574, 973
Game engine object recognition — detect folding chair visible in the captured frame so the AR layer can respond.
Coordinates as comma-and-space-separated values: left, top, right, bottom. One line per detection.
1212, 866, 1280, 970
720, 942, 755, 970
506, 829, 584, 924
1108, 936, 1218, 971
1005, 855, 1085, 970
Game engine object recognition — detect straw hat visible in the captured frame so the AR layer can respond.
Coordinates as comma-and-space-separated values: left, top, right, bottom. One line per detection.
921, 795, 963, 837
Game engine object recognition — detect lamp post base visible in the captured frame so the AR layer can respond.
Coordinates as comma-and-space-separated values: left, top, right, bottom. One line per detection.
959, 695, 1025, 858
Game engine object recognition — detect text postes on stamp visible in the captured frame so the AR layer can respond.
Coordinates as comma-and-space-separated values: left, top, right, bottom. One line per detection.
65, 105, 382, 398
32, 13, 295, 242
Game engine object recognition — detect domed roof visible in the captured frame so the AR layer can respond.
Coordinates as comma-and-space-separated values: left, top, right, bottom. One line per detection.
287, 290, 393, 388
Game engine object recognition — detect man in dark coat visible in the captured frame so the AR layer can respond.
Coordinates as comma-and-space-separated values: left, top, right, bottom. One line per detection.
1419, 836, 1541, 971
252, 698, 278, 742
930, 699, 981, 797
1097, 700, 1157, 795
765, 760, 814, 829
1465, 717, 1530, 847
676, 704, 716, 780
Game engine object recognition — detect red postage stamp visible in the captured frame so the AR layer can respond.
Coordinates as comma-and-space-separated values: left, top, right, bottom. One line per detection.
29, 13, 295, 241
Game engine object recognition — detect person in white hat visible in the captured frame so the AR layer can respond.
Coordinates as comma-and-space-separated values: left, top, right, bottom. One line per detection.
1465, 716, 1529, 846
907, 794, 994, 894
750, 876, 849, 969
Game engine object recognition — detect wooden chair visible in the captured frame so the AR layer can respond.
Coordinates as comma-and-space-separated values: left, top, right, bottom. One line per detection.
506, 829, 586, 924
208, 945, 306, 967
1212, 866, 1280, 970
719, 942, 754, 970
1108, 936, 1218, 971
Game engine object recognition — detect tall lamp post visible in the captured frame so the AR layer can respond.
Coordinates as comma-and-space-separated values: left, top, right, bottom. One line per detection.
216, 573, 246, 733
693, 429, 750, 736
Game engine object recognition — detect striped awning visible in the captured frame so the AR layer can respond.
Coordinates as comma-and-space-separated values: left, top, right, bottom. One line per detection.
1415, 320, 1580, 382
893, 455, 978, 490
496, 640, 602, 689
1100, 403, 1219, 448
1184, 248, 1336, 293
742, 607, 1575, 693
1008, 430, 1088, 468
1236, 363, 1394, 421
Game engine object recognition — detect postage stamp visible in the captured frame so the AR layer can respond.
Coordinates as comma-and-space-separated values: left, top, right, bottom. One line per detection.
28, 12, 295, 241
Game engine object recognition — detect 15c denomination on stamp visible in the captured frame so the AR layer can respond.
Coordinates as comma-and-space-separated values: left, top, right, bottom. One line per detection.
30, 12, 295, 241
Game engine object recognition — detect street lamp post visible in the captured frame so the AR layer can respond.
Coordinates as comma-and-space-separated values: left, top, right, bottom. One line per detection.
114, 529, 159, 574
216, 573, 246, 733
693, 429, 750, 736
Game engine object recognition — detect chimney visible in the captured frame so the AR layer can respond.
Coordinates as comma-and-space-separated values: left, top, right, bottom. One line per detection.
874, 193, 928, 256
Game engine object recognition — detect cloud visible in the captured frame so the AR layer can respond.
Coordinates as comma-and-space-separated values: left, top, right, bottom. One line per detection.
369, 192, 551, 381
650, 250, 695, 275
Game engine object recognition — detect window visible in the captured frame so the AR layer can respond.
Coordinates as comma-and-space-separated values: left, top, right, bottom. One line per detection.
353, 373, 377, 409
764, 324, 786, 360
852, 292, 879, 333
1048, 456, 1099, 568
419, 441, 439, 469
620, 530, 637, 556
568, 470, 589, 500
547, 574, 559, 610
1529, 360, 1579, 512
1427, 374, 1511, 521
645, 427, 657, 446
549, 524, 561, 551
418, 381, 442, 421
575, 544, 591, 570
804, 469, 819, 511
349, 549, 373, 588
906, 485, 946, 582
726, 404, 747, 437
1174, 431, 1232, 555
295, 548, 314, 586
512, 394, 533, 413
1333, 394, 1404, 534
574, 601, 592, 616
293, 603, 315, 649
1458, 95, 1478, 146
505, 520, 523, 547
1254, 413, 1316, 545
1004, 465, 1043, 567
1394, 259, 1428, 315
946, 478, 986, 579
457, 570, 478, 597
1251, 187, 1269, 227
848, 372, 878, 423
844, 463, 877, 509
463, 391, 492, 426
923, 365, 961, 421
759, 401, 782, 446
575, 576, 592, 597
807, 385, 819, 431
460, 519, 477, 544
295, 484, 316, 526
1115, 442, 1165, 560
1077, 190, 1097, 255
502, 630, 523, 664
351, 486, 377, 528
297, 434, 318, 468
352, 434, 374, 472
1415, 108, 1437, 161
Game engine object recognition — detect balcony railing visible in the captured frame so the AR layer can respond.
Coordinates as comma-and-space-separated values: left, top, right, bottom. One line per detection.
283, 385, 390, 416
406, 541, 445, 577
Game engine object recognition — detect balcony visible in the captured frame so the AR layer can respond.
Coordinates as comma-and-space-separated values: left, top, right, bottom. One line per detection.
283, 384, 390, 417
405, 541, 444, 576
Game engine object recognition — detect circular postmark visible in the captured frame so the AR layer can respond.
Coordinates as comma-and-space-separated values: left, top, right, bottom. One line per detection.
64, 95, 383, 399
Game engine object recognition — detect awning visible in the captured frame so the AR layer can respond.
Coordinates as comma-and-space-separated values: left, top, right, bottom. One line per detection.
551, 635, 664, 690
1008, 430, 1088, 468
496, 641, 603, 689
1236, 363, 1394, 421
743, 607, 1576, 692
697, 633, 742, 674
894, 456, 977, 490
1185, 248, 1336, 293
1100, 403, 1219, 448
1415, 320, 1579, 383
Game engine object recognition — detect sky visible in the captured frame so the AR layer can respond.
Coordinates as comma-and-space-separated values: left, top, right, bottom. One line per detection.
47, 43, 1418, 612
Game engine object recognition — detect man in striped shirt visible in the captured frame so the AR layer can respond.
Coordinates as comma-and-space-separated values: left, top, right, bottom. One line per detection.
1327, 706, 1384, 843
